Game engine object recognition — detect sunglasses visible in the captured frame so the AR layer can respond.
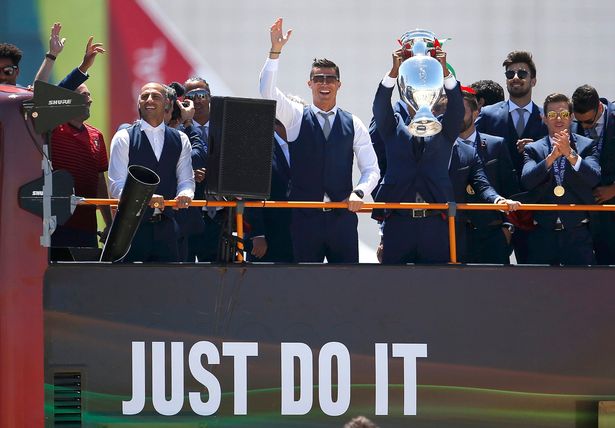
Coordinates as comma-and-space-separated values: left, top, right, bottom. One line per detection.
311, 74, 339, 84
1, 65, 18, 76
546, 110, 571, 120
184, 89, 210, 100
575, 107, 599, 125
504, 69, 529, 80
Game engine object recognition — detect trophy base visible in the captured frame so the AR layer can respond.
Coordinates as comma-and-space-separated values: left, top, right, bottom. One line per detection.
409, 119, 442, 137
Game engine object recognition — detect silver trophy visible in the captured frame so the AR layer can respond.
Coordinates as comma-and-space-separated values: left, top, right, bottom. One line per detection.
397, 29, 444, 137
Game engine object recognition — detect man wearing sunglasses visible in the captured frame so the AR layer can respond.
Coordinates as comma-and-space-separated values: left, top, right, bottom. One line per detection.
521, 93, 600, 265
475, 51, 548, 264
572, 84, 615, 264
179, 77, 224, 262
259, 18, 380, 263
0, 43, 23, 86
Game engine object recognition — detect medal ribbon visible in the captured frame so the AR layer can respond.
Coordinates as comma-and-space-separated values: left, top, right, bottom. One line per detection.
552, 156, 566, 187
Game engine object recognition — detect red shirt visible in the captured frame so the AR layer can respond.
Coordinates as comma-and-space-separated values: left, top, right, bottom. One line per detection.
51, 123, 108, 232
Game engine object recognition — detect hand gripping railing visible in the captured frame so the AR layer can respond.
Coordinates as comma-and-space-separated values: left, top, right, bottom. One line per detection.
79, 199, 615, 263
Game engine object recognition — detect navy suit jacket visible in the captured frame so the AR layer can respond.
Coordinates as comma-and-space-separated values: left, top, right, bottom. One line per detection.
461, 132, 520, 227
369, 100, 409, 181
245, 137, 293, 261
476, 100, 548, 185
372, 81, 464, 208
57, 68, 89, 91
521, 134, 601, 228
246, 138, 292, 239
175, 124, 208, 237
573, 99, 615, 196
449, 141, 499, 222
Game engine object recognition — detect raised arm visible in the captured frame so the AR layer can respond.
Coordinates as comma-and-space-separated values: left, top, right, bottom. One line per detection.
258, 18, 303, 140
58, 36, 105, 90
435, 47, 463, 143
372, 50, 403, 140
33, 22, 65, 84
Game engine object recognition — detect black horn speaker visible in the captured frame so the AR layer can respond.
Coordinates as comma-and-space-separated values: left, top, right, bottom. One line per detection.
207, 96, 276, 199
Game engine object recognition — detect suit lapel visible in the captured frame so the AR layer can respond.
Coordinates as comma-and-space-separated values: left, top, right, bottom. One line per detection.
522, 103, 543, 138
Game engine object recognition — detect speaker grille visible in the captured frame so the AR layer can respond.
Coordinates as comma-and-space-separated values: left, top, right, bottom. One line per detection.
208, 97, 276, 198
53, 372, 82, 426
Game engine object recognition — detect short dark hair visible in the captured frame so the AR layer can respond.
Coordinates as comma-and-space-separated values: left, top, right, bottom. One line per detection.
168, 81, 186, 98
185, 76, 211, 93
502, 51, 536, 78
0, 43, 23, 66
310, 58, 340, 79
463, 92, 479, 112
543, 93, 572, 114
344, 416, 379, 428
572, 84, 600, 114
470, 79, 504, 106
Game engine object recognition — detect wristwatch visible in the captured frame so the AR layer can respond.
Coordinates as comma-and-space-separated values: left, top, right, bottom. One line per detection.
567, 149, 578, 161
353, 189, 364, 199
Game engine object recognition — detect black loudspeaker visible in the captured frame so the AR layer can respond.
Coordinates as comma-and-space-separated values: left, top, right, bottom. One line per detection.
207, 96, 276, 199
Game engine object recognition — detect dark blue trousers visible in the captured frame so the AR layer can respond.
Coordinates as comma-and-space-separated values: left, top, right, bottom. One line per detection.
527, 223, 595, 266
291, 209, 358, 263
187, 210, 226, 262
124, 216, 180, 263
592, 211, 615, 265
382, 213, 449, 264
459, 222, 512, 264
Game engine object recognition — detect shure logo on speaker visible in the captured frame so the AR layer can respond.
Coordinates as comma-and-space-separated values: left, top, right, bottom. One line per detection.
48, 99, 73, 106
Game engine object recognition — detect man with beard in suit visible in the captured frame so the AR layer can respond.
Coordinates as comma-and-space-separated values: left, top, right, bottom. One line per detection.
475, 50, 548, 264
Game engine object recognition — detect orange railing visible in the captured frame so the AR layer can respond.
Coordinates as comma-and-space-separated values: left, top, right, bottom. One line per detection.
80, 199, 615, 263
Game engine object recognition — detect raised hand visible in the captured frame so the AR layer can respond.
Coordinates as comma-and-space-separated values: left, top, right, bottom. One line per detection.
78, 36, 106, 74
389, 48, 403, 78
434, 46, 449, 77
269, 17, 292, 54
178, 99, 195, 124
48, 22, 66, 56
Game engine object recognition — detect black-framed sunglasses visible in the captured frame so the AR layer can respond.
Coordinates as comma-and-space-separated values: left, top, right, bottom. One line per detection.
311, 74, 339, 84
504, 69, 529, 80
1, 65, 18, 76
184, 89, 210, 100
576, 106, 600, 125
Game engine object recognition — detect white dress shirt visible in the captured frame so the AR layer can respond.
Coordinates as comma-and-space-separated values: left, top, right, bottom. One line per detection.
191, 119, 209, 140
456, 131, 478, 146
274, 132, 290, 166
108, 119, 195, 199
259, 58, 380, 198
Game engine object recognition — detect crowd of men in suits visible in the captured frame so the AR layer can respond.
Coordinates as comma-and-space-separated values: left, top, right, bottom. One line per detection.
2, 19, 614, 266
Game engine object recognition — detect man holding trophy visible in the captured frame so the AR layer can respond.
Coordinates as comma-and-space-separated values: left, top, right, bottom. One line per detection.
372, 31, 464, 264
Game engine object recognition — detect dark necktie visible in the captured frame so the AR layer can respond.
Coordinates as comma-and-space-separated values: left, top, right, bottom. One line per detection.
515, 108, 526, 137
587, 127, 598, 140
318, 111, 334, 139
414, 137, 425, 159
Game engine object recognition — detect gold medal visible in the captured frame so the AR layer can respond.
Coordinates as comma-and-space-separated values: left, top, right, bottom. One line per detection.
553, 185, 565, 197
466, 184, 475, 195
